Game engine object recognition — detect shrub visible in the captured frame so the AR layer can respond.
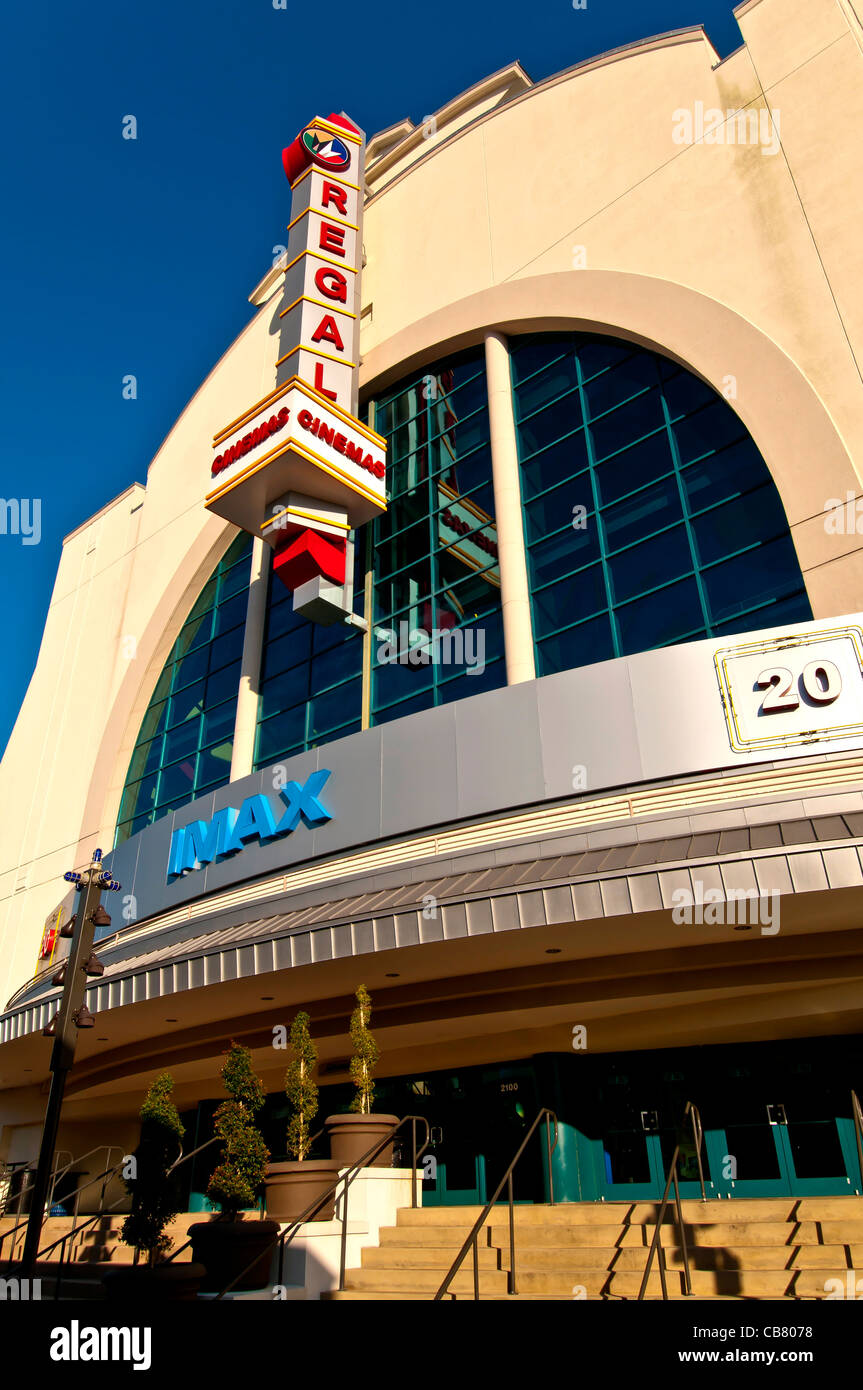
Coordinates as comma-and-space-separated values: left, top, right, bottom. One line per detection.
120, 1072, 184, 1265
348, 985, 379, 1115
285, 1012, 318, 1161
207, 1042, 270, 1218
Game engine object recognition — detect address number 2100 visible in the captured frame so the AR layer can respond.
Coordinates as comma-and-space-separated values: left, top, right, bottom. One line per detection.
756, 660, 842, 715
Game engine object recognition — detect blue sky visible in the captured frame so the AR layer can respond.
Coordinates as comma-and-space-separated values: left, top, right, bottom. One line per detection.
0, 0, 746, 755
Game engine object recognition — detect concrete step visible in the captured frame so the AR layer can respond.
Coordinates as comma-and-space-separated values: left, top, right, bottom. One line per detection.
341, 1250, 851, 1299
343, 1265, 510, 1294
323, 1290, 577, 1300
607, 1244, 858, 1273
362, 1244, 502, 1270
603, 1268, 848, 1299
0, 1213, 205, 1265
484, 1219, 825, 1247
362, 1239, 859, 1276
383, 1218, 828, 1248
395, 1197, 863, 1227
818, 1221, 863, 1242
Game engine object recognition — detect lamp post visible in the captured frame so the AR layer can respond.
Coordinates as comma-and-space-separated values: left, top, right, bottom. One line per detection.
20, 848, 119, 1276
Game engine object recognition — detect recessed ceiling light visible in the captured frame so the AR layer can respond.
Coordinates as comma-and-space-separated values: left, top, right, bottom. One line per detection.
97, 1037, 109, 1041
545, 948, 562, 955
165, 1018, 178, 1022
260, 996, 274, 1001
385, 972, 399, 978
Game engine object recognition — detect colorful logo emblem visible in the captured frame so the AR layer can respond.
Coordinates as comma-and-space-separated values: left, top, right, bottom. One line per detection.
301, 128, 350, 170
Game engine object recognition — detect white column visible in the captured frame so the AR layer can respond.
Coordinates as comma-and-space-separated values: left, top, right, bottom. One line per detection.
230, 536, 270, 781
484, 331, 536, 685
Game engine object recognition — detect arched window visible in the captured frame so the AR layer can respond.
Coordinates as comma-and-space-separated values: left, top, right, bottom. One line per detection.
116, 334, 813, 846
115, 533, 252, 844
510, 333, 811, 675
116, 534, 367, 844
371, 348, 506, 723
252, 547, 364, 768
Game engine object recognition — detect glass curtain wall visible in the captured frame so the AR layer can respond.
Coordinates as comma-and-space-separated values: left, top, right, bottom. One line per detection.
252, 544, 364, 768
115, 532, 252, 843
117, 334, 813, 845
510, 334, 812, 677
370, 349, 506, 725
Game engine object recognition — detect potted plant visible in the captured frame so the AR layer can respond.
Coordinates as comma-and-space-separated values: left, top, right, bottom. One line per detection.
103, 1072, 205, 1301
265, 1012, 339, 1222
325, 985, 399, 1168
189, 1043, 279, 1292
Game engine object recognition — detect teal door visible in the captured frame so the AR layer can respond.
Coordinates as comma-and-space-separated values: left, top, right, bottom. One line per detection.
422, 1145, 487, 1207
600, 1107, 666, 1200
599, 1107, 717, 1201
717, 1103, 857, 1197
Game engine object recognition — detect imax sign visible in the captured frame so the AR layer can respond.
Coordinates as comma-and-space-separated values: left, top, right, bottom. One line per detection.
167, 770, 332, 881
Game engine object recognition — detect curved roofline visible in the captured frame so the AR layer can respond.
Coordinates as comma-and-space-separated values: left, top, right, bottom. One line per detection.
366, 26, 716, 204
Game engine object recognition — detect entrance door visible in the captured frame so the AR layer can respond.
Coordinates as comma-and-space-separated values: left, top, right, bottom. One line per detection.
601, 1107, 665, 1200
416, 1062, 540, 1207
717, 1102, 854, 1197
422, 1131, 486, 1207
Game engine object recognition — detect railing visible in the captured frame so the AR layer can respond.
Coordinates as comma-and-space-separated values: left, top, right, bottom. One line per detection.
852, 1090, 863, 1194
41, 1136, 221, 1298
433, 1108, 558, 1301
33, 1155, 130, 1298
0, 1149, 74, 1219
205, 1114, 431, 1299
0, 1160, 37, 1217
0, 1145, 123, 1263
636, 1101, 705, 1301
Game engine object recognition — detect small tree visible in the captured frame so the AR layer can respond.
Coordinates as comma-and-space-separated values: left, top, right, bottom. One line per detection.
348, 984, 379, 1115
285, 1012, 318, 1161
207, 1042, 270, 1218
120, 1072, 185, 1266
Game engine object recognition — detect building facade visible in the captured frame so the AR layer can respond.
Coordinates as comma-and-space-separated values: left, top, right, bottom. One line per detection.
2, 0, 863, 1207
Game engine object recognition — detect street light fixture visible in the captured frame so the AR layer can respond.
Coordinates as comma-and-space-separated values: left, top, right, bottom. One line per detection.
20, 847, 120, 1275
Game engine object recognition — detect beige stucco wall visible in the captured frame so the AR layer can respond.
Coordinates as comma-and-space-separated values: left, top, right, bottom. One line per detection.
1, 0, 862, 1019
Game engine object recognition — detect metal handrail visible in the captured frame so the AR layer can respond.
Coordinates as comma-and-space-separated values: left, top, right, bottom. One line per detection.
0, 1160, 36, 1217
637, 1100, 705, 1301
166, 1134, 220, 1179
37, 1157, 130, 1299
1, 1152, 125, 1269
209, 1113, 431, 1299
0, 1148, 74, 1218
689, 1103, 707, 1202
433, 1107, 558, 1301
0, 1145, 122, 1261
851, 1090, 863, 1194
40, 1134, 222, 1296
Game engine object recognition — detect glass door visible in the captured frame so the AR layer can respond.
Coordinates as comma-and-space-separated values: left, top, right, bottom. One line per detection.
716, 1102, 855, 1196
774, 1105, 856, 1196
716, 1101, 794, 1196
422, 1133, 486, 1207
600, 1105, 666, 1200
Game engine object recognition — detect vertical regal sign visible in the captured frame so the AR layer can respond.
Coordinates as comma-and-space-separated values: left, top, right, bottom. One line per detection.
205, 112, 386, 623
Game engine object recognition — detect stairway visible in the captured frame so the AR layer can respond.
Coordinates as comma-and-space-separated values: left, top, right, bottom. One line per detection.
325, 1197, 863, 1300
0, 1212, 204, 1297
0, 1211, 204, 1265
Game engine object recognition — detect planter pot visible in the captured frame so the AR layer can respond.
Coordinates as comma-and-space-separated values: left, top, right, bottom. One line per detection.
102, 1262, 206, 1302
325, 1113, 400, 1169
265, 1159, 341, 1223
189, 1219, 280, 1292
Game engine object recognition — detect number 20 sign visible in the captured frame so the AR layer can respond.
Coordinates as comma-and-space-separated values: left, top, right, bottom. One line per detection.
714, 625, 863, 753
